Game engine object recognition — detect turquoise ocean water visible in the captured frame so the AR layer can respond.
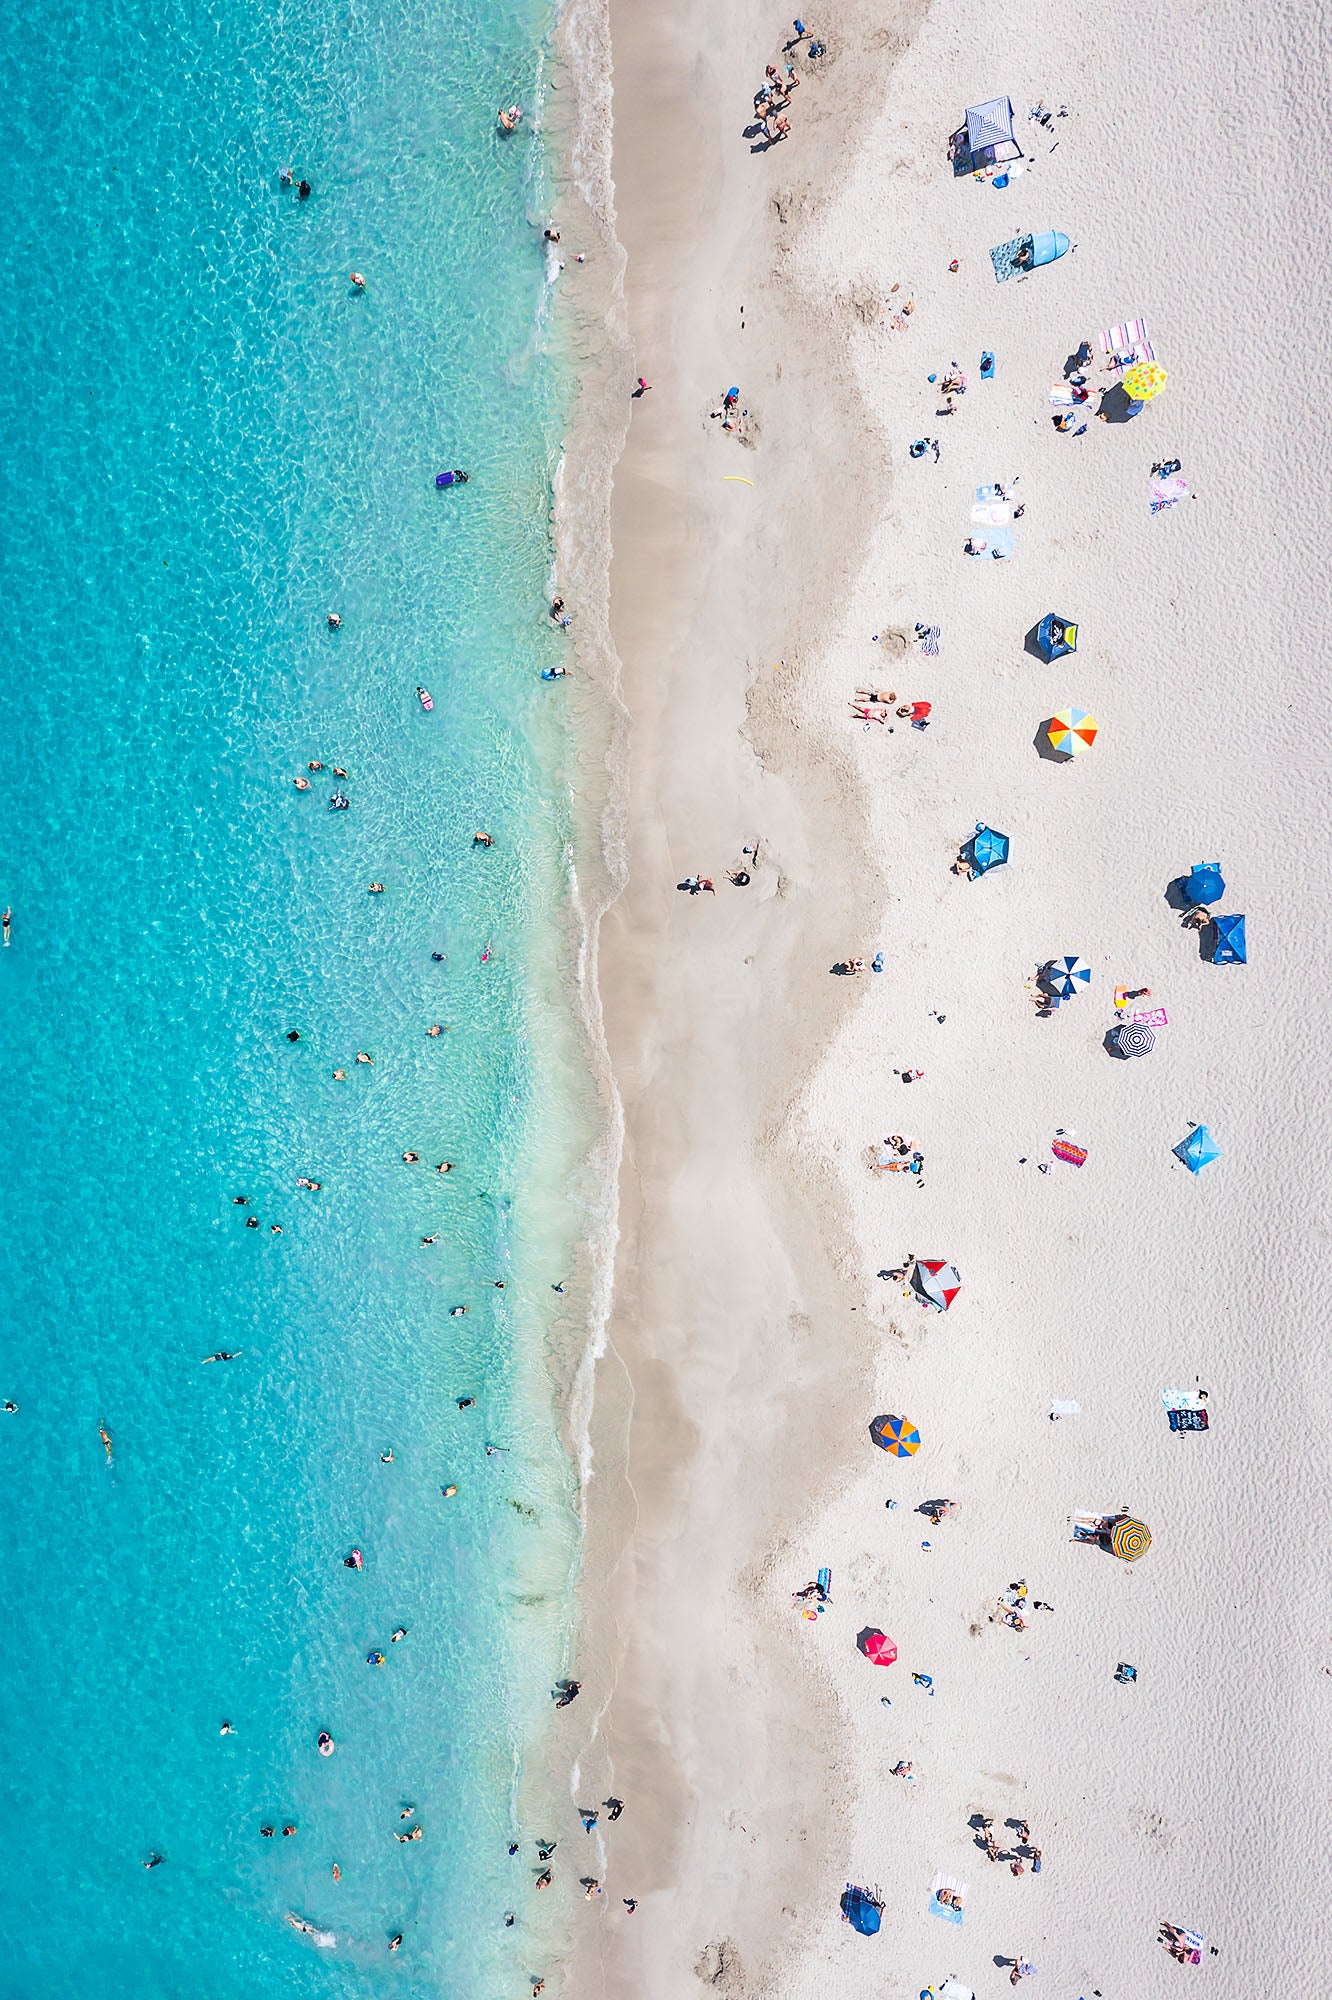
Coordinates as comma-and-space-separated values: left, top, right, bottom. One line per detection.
1, 0, 589, 1992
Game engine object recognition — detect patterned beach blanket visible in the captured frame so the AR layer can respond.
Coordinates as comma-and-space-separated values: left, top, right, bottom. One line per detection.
1052, 1137, 1087, 1167
990, 235, 1028, 282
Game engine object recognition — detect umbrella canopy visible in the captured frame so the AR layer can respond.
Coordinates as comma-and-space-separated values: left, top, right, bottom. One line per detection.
841, 1885, 883, 1935
964, 96, 1022, 164
1035, 612, 1077, 661
967, 823, 1010, 876
1042, 955, 1092, 998
869, 1413, 921, 1457
1047, 708, 1098, 756
912, 1258, 962, 1310
1110, 1517, 1152, 1561
1185, 862, 1225, 904
1174, 1124, 1222, 1173
860, 1630, 898, 1666
1122, 360, 1167, 402
1113, 1022, 1155, 1057
1210, 913, 1247, 965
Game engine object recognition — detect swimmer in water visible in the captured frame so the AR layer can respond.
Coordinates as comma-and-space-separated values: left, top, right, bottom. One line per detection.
473, 831, 493, 847
202, 1350, 241, 1363
391, 1627, 408, 1642
436, 1161, 454, 1173
270, 1224, 283, 1234
427, 1025, 444, 1037
233, 1195, 249, 1206
298, 180, 311, 199
388, 1935, 402, 1952
442, 1484, 458, 1498
286, 1030, 301, 1041
370, 882, 384, 893
3, 1400, 18, 1413
2, 908, 10, 945
356, 1051, 373, 1064
143, 1852, 164, 1869
344, 1549, 363, 1569
246, 1216, 259, 1229
333, 767, 348, 779
220, 1720, 234, 1734
457, 1396, 475, 1409
449, 1305, 467, 1317
100, 1425, 113, 1461
282, 1824, 296, 1837
318, 1732, 335, 1756
261, 1824, 275, 1837
350, 272, 365, 289
402, 1151, 420, 1163
381, 1449, 394, 1463
331, 1862, 341, 1881
480, 942, 492, 962
333, 1070, 347, 1081
420, 1234, 439, 1246
294, 776, 311, 791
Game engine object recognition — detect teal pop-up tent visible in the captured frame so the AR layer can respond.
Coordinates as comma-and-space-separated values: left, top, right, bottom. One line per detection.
1174, 1126, 1221, 1173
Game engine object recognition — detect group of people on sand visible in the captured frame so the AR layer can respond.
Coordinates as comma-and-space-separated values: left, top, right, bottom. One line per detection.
752, 60, 800, 144
975, 1813, 1042, 1879
852, 687, 932, 729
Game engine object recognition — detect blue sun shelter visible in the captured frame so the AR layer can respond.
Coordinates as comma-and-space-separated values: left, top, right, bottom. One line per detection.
965, 96, 1022, 167
841, 1884, 883, 1936
1174, 1125, 1221, 1173
1036, 612, 1078, 661
1209, 914, 1247, 965
1185, 861, 1225, 904
965, 823, 1010, 877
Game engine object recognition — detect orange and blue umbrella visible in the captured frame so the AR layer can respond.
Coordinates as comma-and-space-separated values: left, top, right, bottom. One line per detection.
1110, 1517, 1151, 1561
870, 1413, 921, 1456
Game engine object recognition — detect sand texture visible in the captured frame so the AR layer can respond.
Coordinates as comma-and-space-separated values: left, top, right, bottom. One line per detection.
565, 0, 1332, 1995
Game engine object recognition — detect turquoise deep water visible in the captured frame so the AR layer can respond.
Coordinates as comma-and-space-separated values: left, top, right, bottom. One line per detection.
0, 1, 586, 1993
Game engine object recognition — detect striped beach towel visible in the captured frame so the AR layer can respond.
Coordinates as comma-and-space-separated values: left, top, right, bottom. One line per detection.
1100, 317, 1155, 359
1051, 1137, 1087, 1166
917, 624, 940, 655
929, 1874, 967, 1925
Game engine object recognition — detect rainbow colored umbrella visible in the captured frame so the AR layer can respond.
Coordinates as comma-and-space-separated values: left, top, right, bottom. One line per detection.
1047, 708, 1098, 756
1110, 1517, 1152, 1561
870, 1413, 921, 1457
1122, 361, 1167, 402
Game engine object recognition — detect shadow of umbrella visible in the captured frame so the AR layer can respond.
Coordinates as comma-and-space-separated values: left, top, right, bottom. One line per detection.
857, 1627, 898, 1665
1096, 382, 1143, 423
1034, 720, 1069, 763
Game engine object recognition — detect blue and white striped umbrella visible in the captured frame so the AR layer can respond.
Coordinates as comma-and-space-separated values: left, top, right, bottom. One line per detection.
1043, 955, 1092, 998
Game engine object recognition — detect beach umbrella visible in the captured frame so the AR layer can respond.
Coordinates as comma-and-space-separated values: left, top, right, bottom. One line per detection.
1047, 708, 1098, 756
860, 1629, 899, 1666
911, 1258, 962, 1310
1174, 1125, 1221, 1173
1110, 1517, 1152, 1561
869, 1413, 921, 1457
1184, 862, 1225, 904
966, 823, 1010, 876
1042, 955, 1092, 998
1035, 612, 1077, 661
1113, 1022, 1155, 1057
841, 1885, 883, 1935
1210, 913, 1247, 965
1122, 360, 1167, 402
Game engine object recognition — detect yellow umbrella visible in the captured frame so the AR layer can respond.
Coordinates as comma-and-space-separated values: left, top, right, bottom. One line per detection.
1122, 361, 1167, 402
1047, 708, 1098, 756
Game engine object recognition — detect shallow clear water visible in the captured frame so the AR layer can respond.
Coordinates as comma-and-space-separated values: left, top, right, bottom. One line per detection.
0, 0, 585, 1991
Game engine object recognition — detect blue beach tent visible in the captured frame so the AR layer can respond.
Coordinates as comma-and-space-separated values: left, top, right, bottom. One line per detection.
966, 823, 1010, 876
841, 1885, 883, 1936
964, 97, 1022, 166
1210, 913, 1247, 964
1184, 862, 1226, 905
1174, 1126, 1222, 1173
1035, 612, 1078, 661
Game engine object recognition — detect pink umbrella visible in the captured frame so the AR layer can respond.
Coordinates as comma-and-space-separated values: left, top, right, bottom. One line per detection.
860, 1629, 898, 1666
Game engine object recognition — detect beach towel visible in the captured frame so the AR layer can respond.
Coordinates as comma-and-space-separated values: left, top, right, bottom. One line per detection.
990, 236, 1027, 282
966, 526, 1014, 559
1150, 473, 1189, 515
1100, 318, 1156, 367
1130, 1005, 1168, 1028
1050, 1399, 1081, 1417
1162, 1389, 1205, 1411
929, 1874, 967, 1925
1071, 1510, 1108, 1542
1168, 1407, 1208, 1432
974, 483, 1011, 502
917, 624, 940, 655
1051, 1137, 1087, 1166
1048, 384, 1077, 407
971, 501, 1013, 525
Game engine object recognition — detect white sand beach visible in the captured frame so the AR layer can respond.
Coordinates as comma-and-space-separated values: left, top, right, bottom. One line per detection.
557, 0, 1332, 1994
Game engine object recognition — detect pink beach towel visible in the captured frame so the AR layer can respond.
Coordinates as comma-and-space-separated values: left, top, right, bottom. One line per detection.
1051, 1137, 1087, 1167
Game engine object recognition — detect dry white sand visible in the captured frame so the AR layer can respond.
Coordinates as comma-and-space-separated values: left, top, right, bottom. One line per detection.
560, 0, 1332, 1995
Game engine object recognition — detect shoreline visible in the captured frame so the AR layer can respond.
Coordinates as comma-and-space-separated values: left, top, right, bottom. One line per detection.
554, 0, 923, 1988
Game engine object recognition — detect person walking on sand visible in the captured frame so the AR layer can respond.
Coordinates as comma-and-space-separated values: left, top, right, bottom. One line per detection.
633, 377, 651, 397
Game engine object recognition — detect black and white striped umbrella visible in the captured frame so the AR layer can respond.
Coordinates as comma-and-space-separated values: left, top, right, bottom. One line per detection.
1114, 1022, 1156, 1058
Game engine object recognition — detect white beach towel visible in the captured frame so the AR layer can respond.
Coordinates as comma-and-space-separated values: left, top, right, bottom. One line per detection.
1050, 1399, 1081, 1417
